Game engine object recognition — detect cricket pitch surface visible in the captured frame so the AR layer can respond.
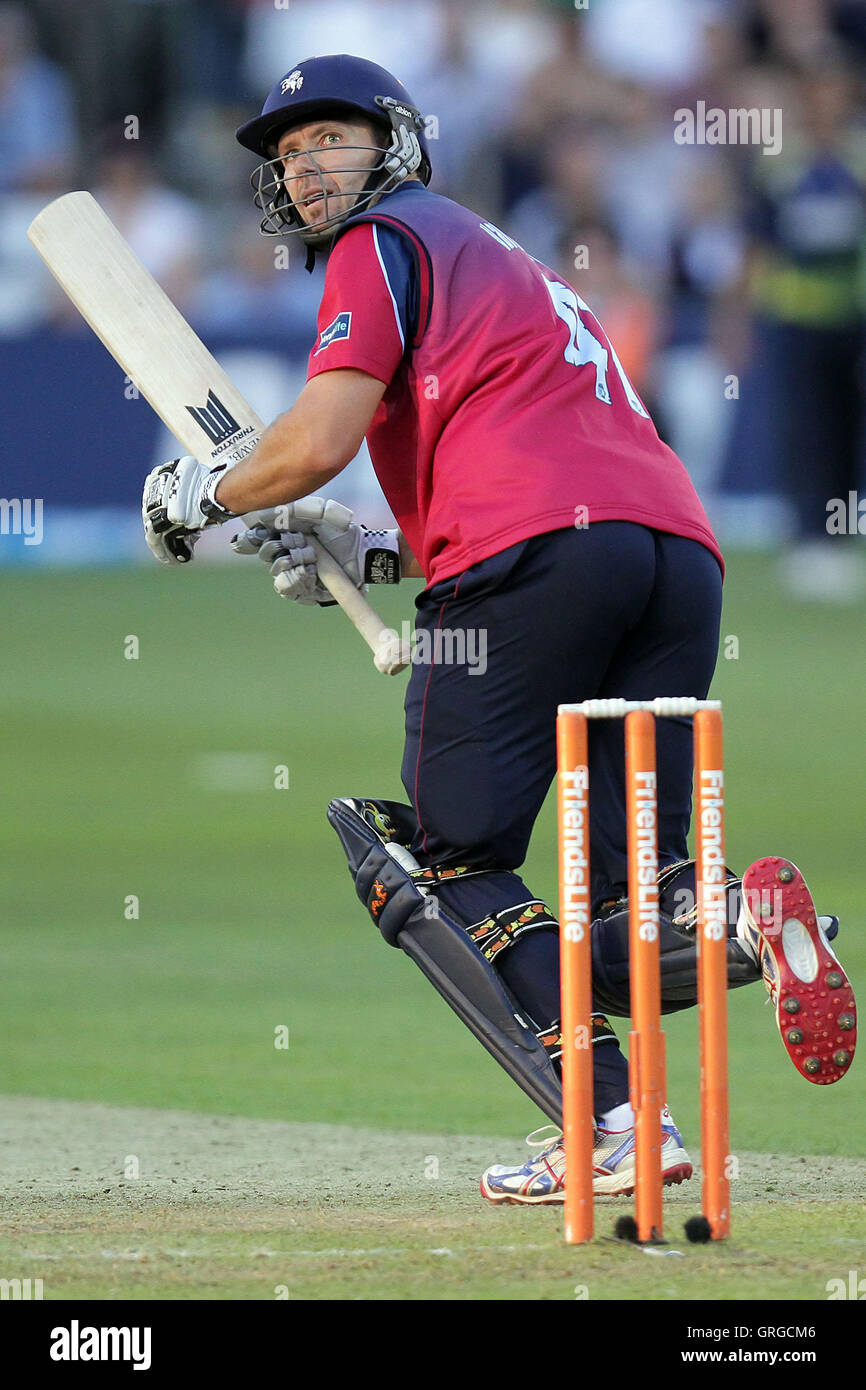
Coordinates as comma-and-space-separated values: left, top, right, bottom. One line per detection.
1, 1095, 863, 1301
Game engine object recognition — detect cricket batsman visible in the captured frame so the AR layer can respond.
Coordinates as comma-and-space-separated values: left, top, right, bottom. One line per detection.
141, 55, 857, 1204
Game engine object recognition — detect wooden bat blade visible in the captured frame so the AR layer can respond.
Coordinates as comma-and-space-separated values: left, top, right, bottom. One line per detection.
27, 191, 410, 674
27, 190, 262, 469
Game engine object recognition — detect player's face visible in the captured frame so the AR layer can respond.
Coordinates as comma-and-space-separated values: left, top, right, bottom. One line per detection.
276, 118, 382, 228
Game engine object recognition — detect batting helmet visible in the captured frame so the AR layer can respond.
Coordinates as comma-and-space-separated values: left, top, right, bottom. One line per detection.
236, 54, 431, 260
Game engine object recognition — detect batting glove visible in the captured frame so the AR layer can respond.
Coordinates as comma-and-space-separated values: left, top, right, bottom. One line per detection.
142, 456, 236, 565
231, 497, 401, 605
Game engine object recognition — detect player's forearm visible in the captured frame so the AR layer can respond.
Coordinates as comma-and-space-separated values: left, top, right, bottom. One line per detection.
214, 409, 344, 514
215, 369, 387, 516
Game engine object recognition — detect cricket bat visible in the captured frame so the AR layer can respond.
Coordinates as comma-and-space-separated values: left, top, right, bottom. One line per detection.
27, 190, 410, 675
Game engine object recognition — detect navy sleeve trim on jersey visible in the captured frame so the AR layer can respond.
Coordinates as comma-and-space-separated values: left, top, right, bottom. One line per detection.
370, 223, 418, 354
368, 215, 433, 348
335, 210, 433, 351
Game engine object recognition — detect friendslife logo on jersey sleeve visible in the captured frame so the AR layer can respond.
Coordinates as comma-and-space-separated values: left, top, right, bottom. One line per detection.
315, 311, 352, 355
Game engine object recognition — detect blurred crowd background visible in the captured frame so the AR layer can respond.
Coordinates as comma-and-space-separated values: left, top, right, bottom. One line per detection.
3, 0, 866, 594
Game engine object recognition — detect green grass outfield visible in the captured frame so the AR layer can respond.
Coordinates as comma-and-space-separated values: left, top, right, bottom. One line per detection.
1, 552, 864, 1300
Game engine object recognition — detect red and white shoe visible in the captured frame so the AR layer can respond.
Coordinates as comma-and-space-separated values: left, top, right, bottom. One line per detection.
738, 856, 856, 1084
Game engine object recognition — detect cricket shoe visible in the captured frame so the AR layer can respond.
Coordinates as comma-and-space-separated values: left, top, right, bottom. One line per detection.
592, 1106, 693, 1196
479, 1112, 692, 1205
738, 856, 856, 1084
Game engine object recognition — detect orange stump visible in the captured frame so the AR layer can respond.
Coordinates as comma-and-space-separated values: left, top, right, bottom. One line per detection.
694, 708, 730, 1238
557, 712, 595, 1244
556, 698, 729, 1245
625, 711, 665, 1242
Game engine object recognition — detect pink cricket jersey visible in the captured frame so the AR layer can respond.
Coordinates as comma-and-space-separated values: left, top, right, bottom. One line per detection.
307, 183, 723, 585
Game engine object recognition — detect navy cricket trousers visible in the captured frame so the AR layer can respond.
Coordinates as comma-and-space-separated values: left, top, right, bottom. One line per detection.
401, 521, 723, 1114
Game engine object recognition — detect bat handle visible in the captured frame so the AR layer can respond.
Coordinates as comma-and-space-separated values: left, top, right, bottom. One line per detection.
308, 538, 412, 676
238, 510, 411, 675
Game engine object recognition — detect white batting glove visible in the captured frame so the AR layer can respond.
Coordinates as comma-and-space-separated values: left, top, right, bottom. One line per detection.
142, 456, 236, 565
232, 497, 401, 604
234, 527, 333, 605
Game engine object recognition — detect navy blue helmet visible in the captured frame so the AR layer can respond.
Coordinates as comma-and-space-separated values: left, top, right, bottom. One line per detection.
236, 54, 432, 260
